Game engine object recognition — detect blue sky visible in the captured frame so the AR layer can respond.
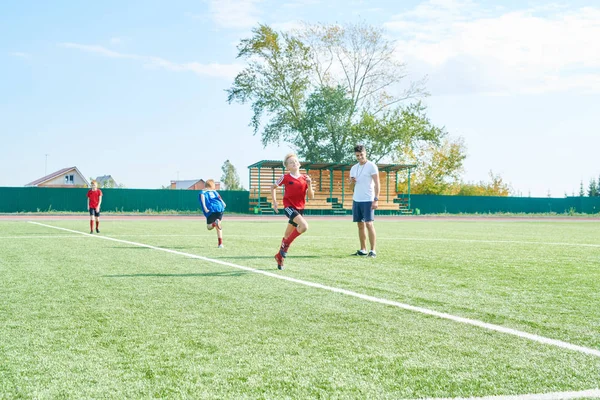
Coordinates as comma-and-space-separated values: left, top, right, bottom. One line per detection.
1, 0, 599, 197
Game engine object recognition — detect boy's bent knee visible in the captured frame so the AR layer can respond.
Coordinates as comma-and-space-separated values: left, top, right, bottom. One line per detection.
298, 224, 308, 233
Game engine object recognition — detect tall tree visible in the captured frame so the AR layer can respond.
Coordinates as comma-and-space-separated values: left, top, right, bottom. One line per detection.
352, 102, 444, 163
588, 178, 598, 197
220, 160, 243, 191
227, 24, 311, 148
579, 181, 585, 197
297, 85, 354, 162
397, 137, 467, 195
227, 22, 440, 163
300, 21, 426, 117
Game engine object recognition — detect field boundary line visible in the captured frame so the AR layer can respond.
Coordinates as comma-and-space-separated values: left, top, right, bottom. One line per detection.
3, 232, 600, 248
0, 235, 88, 239
427, 388, 600, 400
29, 221, 600, 359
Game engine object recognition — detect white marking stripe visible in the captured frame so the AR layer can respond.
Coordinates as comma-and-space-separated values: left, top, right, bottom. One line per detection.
28, 221, 600, 359
383, 237, 600, 248
5, 232, 598, 248
0, 235, 87, 239
427, 388, 600, 400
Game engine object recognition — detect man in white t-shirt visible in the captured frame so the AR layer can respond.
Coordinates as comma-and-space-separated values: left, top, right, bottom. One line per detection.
349, 144, 380, 258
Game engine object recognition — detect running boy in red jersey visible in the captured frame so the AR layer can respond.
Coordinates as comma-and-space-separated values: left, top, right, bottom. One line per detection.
87, 180, 103, 234
270, 153, 314, 270
200, 179, 227, 248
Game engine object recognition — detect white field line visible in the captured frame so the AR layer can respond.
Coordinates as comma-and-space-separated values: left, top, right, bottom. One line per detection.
96, 234, 600, 248
427, 388, 600, 400
9, 231, 597, 249
0, 235, 87, 239
377, 237, 600, 248
28, 221, 600, 359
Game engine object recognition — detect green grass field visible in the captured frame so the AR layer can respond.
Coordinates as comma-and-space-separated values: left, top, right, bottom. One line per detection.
0, 217, 599, 399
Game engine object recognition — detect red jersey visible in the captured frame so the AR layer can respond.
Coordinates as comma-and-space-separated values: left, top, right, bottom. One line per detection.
276, 173, 308, 209
87, 189, 103, 208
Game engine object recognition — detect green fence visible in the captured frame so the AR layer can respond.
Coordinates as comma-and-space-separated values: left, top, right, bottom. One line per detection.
1, 187, 599, 215
410, 195, 600, 215
0, 187, 250, 214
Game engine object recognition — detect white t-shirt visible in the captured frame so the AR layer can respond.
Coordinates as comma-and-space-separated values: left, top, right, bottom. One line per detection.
350, 161, 379, 202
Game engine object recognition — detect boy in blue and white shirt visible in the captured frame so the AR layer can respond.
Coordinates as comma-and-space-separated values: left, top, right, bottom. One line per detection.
199, 179, 227, 248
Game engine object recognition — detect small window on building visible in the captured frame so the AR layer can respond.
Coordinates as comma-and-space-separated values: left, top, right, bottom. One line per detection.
65, 175, 74, 184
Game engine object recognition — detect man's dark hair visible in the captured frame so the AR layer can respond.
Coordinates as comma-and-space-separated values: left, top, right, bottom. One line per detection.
354, 144, 365, 153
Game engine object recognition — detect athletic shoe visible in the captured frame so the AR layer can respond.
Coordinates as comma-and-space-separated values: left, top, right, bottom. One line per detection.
368, 251, 377, 258
218, 244, 224, 248
352, 250, 368, 256
280, 241, 290, 258
89, 230, 93, 234
274, 252, 284, 270
96, 229, 100, 233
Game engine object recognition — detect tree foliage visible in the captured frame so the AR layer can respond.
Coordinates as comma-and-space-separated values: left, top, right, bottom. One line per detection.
588, 178, 598, 197
454, 171, 512, 197
227, 22, 440, 164
227, 24, 311, 148
353, 102, 444, 164
397, 137, 467, 195
220, 160, 244, 191
299, 21, 426, 116
296, 85, 354, 162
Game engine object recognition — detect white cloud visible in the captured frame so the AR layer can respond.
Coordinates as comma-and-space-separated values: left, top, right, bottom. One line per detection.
60, 43, 242, 80
281, 0, 321, 8
61, 43, 135, 59
271, 20, 304, 32
385, 1, 600, 95
143, 57, 243, 79
208, 0, 262, 29
10, 52, 31, 59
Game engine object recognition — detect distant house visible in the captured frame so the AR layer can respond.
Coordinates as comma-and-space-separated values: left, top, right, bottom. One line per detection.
169, 179, 221, 190
96, 175, 119, 188
25, 167, 89, 188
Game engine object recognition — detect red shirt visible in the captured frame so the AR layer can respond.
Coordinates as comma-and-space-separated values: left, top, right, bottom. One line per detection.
276, 173, 308, 209
87, 189, 103, 208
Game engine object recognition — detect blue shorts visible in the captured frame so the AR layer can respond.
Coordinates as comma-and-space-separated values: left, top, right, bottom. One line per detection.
352, 201, 374, 223
89, 208, 100, 217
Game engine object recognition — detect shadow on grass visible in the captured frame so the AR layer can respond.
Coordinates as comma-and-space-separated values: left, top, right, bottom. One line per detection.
103, 271, 250, 278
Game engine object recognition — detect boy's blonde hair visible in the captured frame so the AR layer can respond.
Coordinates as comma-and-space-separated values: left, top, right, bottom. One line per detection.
91, 180, 97, 185
283, 153, 298, 168
205, 179, 216, 190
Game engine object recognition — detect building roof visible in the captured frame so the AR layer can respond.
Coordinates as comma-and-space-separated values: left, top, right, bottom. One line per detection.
96, 175, 117, 186
248, 160, 417, 171
171, 179, 204, 189
25, 167, 87, 187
